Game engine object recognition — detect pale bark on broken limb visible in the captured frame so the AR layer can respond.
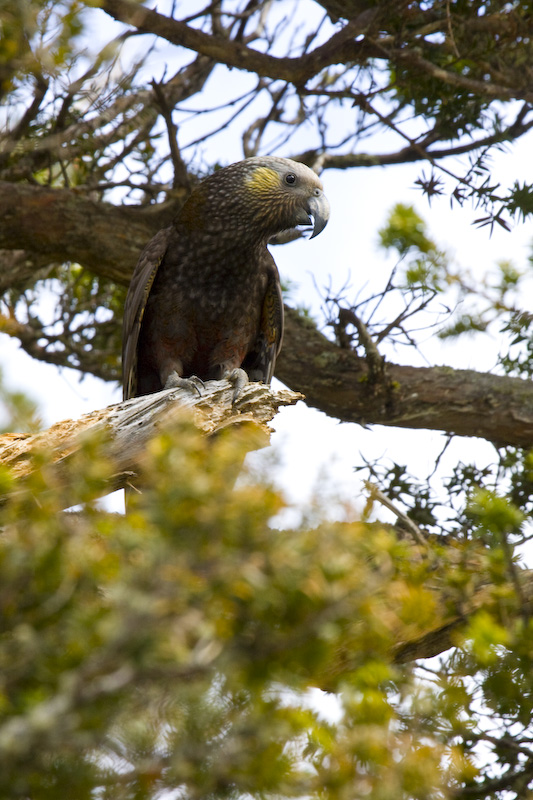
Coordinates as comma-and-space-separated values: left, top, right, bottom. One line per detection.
0, 380, 303, 508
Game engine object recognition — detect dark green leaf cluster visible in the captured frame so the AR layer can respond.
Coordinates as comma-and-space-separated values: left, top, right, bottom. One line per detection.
506, 182, 533, 223
389, 1, 533, 139
499, 312, 533, 380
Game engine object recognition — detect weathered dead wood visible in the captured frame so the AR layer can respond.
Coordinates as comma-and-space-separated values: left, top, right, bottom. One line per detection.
0, 380, 303, 506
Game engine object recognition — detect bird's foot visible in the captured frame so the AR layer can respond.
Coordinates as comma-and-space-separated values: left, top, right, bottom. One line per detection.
226, 368, 249, 403
164, 372, 204, 397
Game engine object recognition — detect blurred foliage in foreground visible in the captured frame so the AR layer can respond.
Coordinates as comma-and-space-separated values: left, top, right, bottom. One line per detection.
1, 408, 532, 799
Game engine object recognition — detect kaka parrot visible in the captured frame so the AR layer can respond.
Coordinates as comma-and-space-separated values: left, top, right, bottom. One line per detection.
122, 156, 330, 401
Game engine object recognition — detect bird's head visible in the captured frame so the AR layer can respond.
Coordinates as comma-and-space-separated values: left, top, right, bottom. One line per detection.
178, 156, 330, 244
241, 156, 330, 242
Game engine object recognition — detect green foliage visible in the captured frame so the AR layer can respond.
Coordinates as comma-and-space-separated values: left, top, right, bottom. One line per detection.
499, 311, 533, 379
3, 2, 533, 796
0, 0, 86, 95
378, 204, 435, 257
0, 366, 42, 434
378, 204, 448, 292
507, 181, 533, 223
2, 420, 529, 799
389, 1, 533, 145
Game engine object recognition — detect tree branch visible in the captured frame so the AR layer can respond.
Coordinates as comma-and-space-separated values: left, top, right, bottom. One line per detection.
297, 109, 533, 170
277, 308, 533, 449
392, 568, 533, 664
393, 48, 533, 104
0, 380, 302, 507
100, 0, 377, 85
3, 184, 533, 450
0, 180, 159, 284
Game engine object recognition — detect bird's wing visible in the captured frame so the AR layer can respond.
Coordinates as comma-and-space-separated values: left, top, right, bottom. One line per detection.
122, 227, 171, 400
242, 257, 284, 384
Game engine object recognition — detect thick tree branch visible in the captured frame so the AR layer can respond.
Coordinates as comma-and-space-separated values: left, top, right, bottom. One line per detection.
100, 0, 533, 107
0, 380, 302, 506
0, 181, 159, 285
277, 308, 533, 449
100, 0, 378, 84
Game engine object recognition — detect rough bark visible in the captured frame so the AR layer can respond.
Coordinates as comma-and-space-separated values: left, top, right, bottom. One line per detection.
0, 181, 161, 286
0, 380, 302, 506
278, 308, 533, 449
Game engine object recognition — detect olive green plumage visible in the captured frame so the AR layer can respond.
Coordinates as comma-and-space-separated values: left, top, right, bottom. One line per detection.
122, 156, 329, 400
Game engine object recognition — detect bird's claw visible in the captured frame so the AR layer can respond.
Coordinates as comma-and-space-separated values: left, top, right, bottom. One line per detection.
164, 372, 204, 397
226, 368, 249, 403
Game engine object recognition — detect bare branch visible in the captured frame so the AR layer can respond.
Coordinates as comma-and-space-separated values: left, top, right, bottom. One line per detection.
277, 308, 533, 449
0, 380, 302, 507
364, 480, 429, 547
100, 0, 378, 85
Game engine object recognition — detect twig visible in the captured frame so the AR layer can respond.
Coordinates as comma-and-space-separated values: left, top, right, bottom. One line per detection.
338, 307, 384, 379
151, 80, 191, 191
364, 480, 429, 547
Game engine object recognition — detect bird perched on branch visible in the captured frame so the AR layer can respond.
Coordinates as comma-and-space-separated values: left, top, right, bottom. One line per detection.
122, 156, 329, 401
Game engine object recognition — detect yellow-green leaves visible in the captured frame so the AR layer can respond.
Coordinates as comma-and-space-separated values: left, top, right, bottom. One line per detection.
378, 203, 448, 292
0, 419, 530, 799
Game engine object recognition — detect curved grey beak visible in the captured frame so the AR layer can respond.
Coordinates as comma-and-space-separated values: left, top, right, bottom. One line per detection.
270, 190, 330, 245
307, 192, 330, 239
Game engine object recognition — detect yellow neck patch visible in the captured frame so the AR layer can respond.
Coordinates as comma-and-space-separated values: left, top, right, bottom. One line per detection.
247, 166, 281, 195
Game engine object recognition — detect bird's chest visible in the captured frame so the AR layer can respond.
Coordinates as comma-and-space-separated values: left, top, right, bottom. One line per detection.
156, 244, 267, 319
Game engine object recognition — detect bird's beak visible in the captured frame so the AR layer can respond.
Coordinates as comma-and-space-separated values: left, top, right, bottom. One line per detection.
271, 191, 330, 245
307, 192, 330, 239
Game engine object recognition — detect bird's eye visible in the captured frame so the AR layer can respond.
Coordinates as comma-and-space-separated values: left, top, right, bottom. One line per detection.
285, 173, 296, 185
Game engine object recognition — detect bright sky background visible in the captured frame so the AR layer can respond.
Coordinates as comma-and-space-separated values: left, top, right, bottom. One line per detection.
2, 0, 533, 520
